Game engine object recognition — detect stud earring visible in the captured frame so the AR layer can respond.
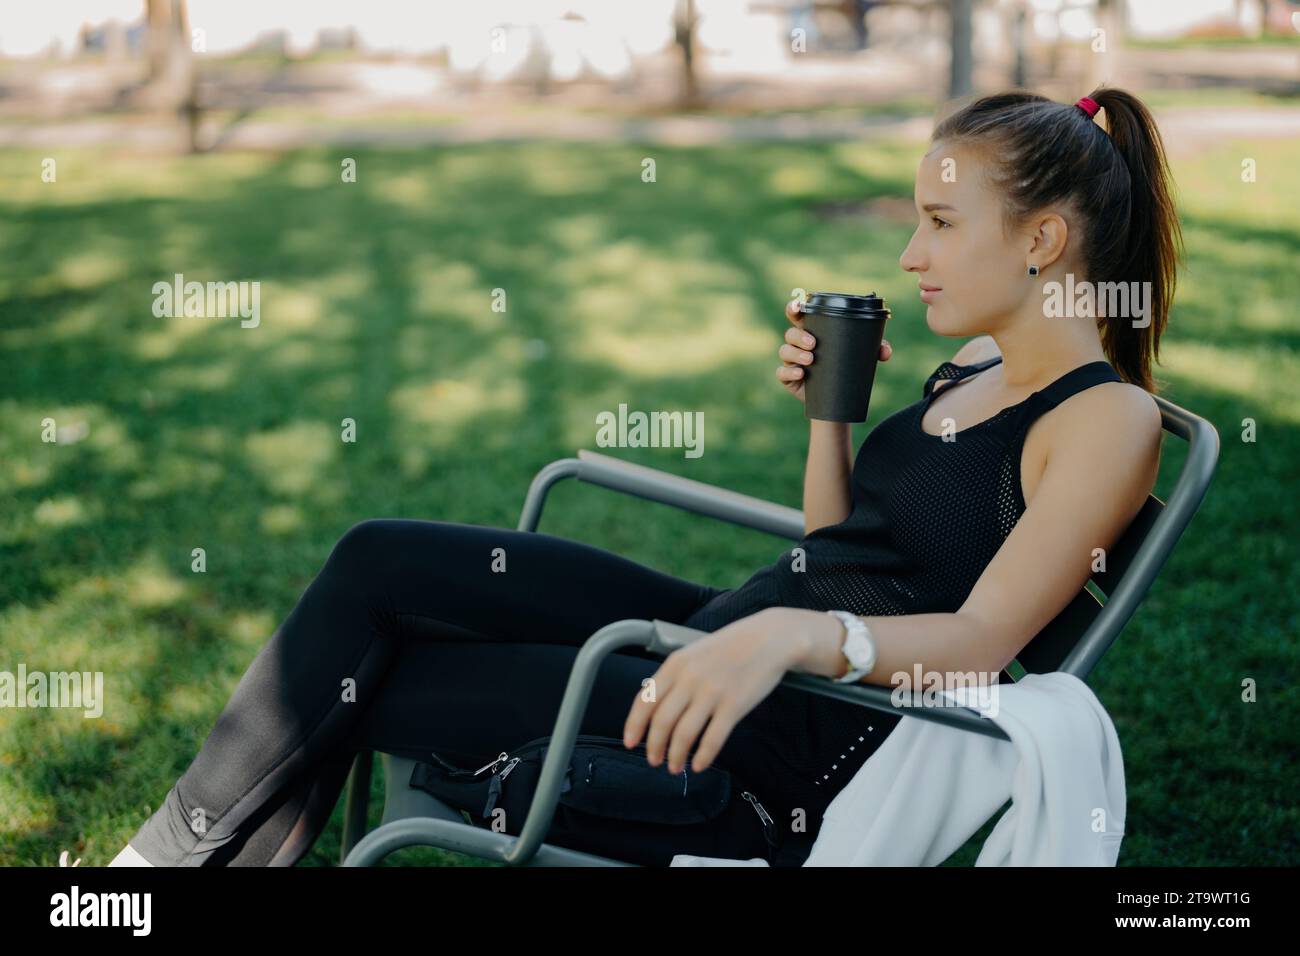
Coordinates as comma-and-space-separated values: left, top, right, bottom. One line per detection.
1027, 264, 1040, 277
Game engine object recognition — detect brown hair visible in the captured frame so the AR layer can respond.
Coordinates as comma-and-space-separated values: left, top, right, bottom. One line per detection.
931, 87, 1184, 393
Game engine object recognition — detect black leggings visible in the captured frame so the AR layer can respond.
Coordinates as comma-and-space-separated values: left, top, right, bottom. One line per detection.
127, 518, 824, 867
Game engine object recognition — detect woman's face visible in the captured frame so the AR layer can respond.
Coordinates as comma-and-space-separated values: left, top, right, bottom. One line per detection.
898, 140, 1033, 338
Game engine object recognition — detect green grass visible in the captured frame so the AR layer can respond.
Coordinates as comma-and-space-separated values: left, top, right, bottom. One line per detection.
1127, 33, 1300, 49
1139, 87, 1300, 109
0, 131, 1296, 867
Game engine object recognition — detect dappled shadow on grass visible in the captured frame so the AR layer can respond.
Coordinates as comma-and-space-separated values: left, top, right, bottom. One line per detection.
0, 138, 1296, 865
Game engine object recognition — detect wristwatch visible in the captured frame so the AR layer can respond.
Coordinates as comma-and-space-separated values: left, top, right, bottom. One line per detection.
826, 610, 877, 683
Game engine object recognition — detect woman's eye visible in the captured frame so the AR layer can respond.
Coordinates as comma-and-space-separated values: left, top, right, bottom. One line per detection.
931, 216, 951, 229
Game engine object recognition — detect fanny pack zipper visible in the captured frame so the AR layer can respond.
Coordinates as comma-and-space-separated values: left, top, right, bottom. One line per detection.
429, 736, 778, 843
428, 733, 639, 780
741, 790, 778, 847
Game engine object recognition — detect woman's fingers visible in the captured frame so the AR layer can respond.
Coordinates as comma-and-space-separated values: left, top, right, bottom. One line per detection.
779, 342, 814, 365
624, 678, 658, 749
880, 338, 892, 361
785, 325, 815, 350
690, 706, 741, 773
665, 702, 714, 775
643, 685, 693, 767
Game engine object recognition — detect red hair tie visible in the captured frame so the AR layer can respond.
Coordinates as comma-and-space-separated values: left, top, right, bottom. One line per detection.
1076, 96, 1101, 119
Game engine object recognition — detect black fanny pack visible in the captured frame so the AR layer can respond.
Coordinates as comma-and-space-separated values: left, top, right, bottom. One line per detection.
408, 734, 788, 866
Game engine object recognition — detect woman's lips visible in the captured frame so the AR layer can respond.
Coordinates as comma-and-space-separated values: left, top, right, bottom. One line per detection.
919, 285, 942, 303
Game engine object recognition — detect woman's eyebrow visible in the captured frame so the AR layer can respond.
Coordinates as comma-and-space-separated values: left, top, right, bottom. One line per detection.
921, 203, 957, 212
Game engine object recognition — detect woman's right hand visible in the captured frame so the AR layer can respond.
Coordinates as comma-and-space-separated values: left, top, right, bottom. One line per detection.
777, 299, 892, 403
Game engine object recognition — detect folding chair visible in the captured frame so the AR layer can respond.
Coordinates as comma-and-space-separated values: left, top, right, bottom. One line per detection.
339, 394, 1219, 866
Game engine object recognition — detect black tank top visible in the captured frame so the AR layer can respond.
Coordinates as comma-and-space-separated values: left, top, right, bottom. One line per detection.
682, 355, 1124, 829
686, 355, 1124, 630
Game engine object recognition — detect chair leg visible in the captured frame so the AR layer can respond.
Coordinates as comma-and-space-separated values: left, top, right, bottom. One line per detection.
340, 750, 374, 865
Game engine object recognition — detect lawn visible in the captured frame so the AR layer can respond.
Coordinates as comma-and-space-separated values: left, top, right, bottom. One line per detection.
0, 131, 1296, 866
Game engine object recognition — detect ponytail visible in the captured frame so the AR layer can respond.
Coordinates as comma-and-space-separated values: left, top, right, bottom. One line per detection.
1085, 87, 1184, 393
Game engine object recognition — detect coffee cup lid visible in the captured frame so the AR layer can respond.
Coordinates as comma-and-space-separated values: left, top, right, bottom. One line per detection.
802, 291, 890, 318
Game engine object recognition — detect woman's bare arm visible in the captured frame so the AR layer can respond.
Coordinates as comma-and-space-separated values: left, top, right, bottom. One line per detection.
785, 300, 892, 537
802, 421, 854, 536
787, 381, 1162, 684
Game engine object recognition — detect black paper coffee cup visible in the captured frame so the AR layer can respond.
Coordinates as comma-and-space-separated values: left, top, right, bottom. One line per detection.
798, 291, 890, 423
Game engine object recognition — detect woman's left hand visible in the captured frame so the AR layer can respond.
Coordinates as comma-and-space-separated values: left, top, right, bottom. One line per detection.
622, 607, 813, 775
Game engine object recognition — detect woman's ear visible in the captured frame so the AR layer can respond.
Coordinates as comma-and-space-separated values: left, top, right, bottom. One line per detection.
1025, 212, 1070, 270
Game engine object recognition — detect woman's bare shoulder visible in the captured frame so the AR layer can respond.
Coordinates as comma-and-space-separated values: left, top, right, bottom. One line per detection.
1050, 380, 1163, 469
1026, 380, 1162, 521
1064, 380, 1160, 429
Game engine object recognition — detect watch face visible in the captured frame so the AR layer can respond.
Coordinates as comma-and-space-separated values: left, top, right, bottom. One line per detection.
845, 630, 875, 670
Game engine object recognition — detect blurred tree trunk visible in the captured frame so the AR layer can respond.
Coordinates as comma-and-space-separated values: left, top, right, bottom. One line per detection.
1089, 0, 1125, 89
144, 0, 200, 151
1046, 2, 1062, 80
146, 0, 171, 81
1010, 0, 1027, 88
848, 0, 869, 50
673, 0, 702, 110
949, 0, 973, 99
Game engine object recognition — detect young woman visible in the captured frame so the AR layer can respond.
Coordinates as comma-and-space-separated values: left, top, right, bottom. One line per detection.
99, 85, 1180, 868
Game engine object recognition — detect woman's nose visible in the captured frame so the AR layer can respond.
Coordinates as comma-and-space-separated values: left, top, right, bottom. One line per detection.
899, 233, 925, 274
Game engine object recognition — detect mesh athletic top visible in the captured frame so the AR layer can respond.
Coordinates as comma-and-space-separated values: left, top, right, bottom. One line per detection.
681, 355, 1124, 825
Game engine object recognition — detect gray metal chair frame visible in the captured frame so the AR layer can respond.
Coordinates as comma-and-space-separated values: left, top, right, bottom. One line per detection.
339, 394, 1219, 867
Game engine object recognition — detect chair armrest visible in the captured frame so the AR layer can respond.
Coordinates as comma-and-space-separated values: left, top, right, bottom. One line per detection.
517, 449, 806, 541
649, 619, 1011, 741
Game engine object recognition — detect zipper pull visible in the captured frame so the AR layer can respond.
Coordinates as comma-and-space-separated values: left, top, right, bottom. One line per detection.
742, 791, 778, 846
480, 757, 522, 818
474, 751, 509, 777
